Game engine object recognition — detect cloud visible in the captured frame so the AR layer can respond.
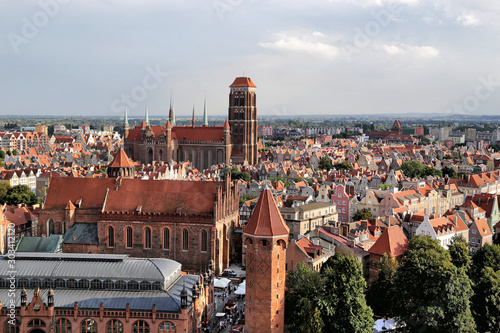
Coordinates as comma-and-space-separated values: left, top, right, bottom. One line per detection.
456, 13, 481, 26
259, 32, 340, 60
382, 44, 440, 58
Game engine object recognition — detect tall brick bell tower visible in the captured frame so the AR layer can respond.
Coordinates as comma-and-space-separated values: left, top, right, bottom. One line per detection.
228, 77, 258, 165
243, 183, 289, 333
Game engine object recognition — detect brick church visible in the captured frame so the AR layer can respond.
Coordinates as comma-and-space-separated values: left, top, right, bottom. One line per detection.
124, 76, 259, 167
37, 150, 240, 275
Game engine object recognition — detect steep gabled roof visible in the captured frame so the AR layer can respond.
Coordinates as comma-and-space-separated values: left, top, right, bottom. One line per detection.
108, 149, 135, 168
243, 184, 289, 237
368, 225, 409, 257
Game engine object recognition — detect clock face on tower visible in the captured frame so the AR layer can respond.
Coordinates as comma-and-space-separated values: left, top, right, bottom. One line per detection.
33, 302, 41, 311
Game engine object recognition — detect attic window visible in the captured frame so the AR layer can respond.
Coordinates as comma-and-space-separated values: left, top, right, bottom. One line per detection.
75, 198, 82, 208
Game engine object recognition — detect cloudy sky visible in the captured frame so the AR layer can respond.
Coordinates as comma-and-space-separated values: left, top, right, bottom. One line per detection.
1, 0, 500, 118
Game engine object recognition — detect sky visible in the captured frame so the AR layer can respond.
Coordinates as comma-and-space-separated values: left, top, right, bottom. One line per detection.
1, 0, 500, 119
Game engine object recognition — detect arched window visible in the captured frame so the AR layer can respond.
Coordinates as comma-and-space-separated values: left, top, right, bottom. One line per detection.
128, 281, 139, 290
144, 227, 151, 249
107, 226, 115, 248
55, 318, 72, 332
30, 278, 41, 288
159, 149, 163, 161
177, 149, 181, 162
115, 280, 126, 290
163, 228, 170, 250
91, 279, 102, 289
126, 227, 133, 248
184, 149, 189, 162
81, 319, 97, 333
147, 148, 153, 165
217, 150, 223, 164
27, 319, 46, 327
47, 218, 54, 236
103, 280, 114, 290
200, 150, 205, 171
4, 319, 20, 333
140, 281, 152, 290
133, 320, 150, 333
77, 279, 89, 289
201, 230, 208, 252
159, 321, 176, 332
106, 319, 123, 333
182, 229, 189, 251
208, 150, 213, 168
192, 150, 197, 169
54, 278, 65, 288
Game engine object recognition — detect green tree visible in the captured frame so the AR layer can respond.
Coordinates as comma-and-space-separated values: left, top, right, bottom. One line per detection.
352, 208, 373, 221
422, 166, 442, 177
377, 183, 393, 190
0, 150, 5, 159
285, 263, 324, 333
318, 156, 333, 171
442, 166, 458, 179
400, 160, 424, 178
448, 234, 471, 271
471, 267, 500, 333
321, 254, 374, 333
366, 253, 398, 317
12, 150, 18, 156
469, 243, 500, 283
333, 161, 354, 171
391, 235, 476, 332
5, 185, 37, 206
0, 182, 11, 204
238, 193, 257, 206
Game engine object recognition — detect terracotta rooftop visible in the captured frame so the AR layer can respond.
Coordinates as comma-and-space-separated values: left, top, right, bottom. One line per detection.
108, 149, 135, 168
229, 77, 256, 88
243, 184, 289, 237
368, 225, 409, 257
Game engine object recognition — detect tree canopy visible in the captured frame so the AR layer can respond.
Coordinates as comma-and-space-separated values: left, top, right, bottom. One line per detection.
0, 184, 38, 206
333, 161, 354, 171
285, 254, 374, 333
352, 208, 373, 221
471, 267, 500, 333
318, 156, 333, 171
448, 235, 471, 272
366, 253, 398, 317
391, 235, 476, 332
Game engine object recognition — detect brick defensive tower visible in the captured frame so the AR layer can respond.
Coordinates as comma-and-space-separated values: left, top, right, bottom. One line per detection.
243, 183, 289, 333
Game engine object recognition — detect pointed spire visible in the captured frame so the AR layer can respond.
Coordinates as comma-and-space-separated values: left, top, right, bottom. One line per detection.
145, 100, 150, 126
124, 107, 129, 127
223, 119, 230, 130
243, 185, 289, 237
166, 120, 171, 129
192, 105, 195, 128
203, 94, 208, 126
169, 92, 176, 126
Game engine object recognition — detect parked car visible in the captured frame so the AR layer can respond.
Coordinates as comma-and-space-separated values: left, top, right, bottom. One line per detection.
221, 269, 237, 277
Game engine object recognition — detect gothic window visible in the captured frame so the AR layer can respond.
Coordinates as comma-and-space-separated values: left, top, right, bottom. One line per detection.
192, 150, 197, 170
126, 227, 133, 248
159, 321, 176, 332
184, 149, 189, 162
133, 320, 150, 333
163, 228, 170, 250
147, 148, 153, 165
55, 318, 72, 332
47, 218, 54, 236
208, 150, 213, 167
4, 319, 19, 333
159, 149, 163, 161
106, 319, 123, 333
200, 150, 205, 171
107, 226, 114, 248
80, 319, 97, 333
144, 227, 151, 249
217, 150, 223, 164
201, 230, 208, 252
182, 229, 189, 251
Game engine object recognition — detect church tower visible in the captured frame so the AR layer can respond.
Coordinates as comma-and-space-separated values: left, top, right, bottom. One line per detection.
228, 77, 258, 165
243, 184, 289, 333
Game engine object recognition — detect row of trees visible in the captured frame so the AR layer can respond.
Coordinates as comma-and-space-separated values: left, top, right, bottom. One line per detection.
286, 235, 500, 332
318, 156, 354, 171
0, 183, 38, 205
400, 160, 463, 179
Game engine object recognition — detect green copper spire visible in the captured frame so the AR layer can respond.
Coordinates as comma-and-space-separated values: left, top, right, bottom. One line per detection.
145, 100, 150, 126
203, 95, 208, 126
124, 107, 129, 127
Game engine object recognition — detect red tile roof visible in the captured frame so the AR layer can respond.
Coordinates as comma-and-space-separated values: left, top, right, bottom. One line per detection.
368, 225, 409, 257
229, 77, 256, 88
108, 149, 135, 168
243, 185, 289, 237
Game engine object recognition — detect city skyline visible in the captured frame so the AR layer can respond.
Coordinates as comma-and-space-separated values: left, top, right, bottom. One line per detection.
2, 0, 500, 117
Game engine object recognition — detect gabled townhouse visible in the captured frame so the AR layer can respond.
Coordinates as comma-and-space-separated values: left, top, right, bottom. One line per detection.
415, 214, 456, 250
469, 218, 493, 252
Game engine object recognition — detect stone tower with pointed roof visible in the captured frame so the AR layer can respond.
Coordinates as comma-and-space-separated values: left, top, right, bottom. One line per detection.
107, 148, 136, 178
229, 77, 258, 165
243, 184, 289, 333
